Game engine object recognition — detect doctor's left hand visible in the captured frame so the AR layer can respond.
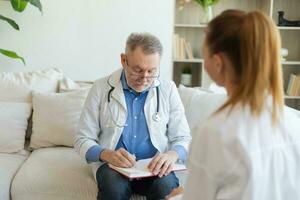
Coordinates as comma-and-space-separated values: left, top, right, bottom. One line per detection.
148, 151, 179, 178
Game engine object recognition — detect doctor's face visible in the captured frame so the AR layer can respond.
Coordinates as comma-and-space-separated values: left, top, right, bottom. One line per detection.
121, 46, 160, 93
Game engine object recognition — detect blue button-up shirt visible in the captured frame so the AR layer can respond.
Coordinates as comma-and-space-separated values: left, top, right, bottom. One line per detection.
114, 72, 157, 160
85, 71, 187, 162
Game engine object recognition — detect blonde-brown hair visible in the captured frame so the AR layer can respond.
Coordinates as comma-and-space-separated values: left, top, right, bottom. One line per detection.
206, 9, 284, 123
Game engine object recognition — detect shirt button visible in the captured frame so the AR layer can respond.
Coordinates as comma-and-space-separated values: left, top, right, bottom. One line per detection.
135, 98, 138, 101
134, 116, 137, 119
134, 135, 137, 138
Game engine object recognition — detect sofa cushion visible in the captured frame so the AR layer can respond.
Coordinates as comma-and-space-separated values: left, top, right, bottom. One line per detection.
10, 147, 183, 200
30, 89, 88, 149
0, 152, 29, 200
0, 102, 31, 153
11, 147, 98, 200
177, 85, 227, 132
0, 68, 63, 103
0, 68, 64, 140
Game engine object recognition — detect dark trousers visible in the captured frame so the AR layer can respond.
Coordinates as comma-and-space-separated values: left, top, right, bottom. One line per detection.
96, 163, 179, 200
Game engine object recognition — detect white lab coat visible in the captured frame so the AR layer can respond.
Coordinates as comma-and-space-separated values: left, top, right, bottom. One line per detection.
183, 101, 300, 200
74, 69, 191, 179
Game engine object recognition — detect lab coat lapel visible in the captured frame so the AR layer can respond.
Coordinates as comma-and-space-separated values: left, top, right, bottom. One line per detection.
144, 78, 161, 130
108, 69, 127, 110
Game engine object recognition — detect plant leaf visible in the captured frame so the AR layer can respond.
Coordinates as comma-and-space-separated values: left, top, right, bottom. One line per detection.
0, 15, 20, 30
10, 0, 28, 12
24, 0, 43, 13
194, 0, 219, 8
0, 48, 25, 65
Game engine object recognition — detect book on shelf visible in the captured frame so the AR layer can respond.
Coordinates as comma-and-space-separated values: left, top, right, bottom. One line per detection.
184, 41, 194, 59
108, 158, 187, 179
180, 37, 185, 59
286, 74, 300, 96
173, 33, 194, 60
173, 34, 178, 60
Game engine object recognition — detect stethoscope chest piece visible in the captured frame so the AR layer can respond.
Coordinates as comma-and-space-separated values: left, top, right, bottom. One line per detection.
152, 112, 161, 122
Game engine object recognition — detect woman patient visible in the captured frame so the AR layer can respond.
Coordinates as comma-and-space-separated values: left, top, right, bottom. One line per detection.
170, 9, 300, 200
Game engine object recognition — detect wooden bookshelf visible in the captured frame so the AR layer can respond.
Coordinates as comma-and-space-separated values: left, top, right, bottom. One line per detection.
173, 0, 300, 110
173, 58, 203, 63
285, 96, 300, 99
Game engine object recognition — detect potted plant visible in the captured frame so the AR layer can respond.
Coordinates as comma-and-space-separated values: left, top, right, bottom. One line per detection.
194, 0, 219, 23
178, 0, 219, 23
0, 0, 42, 65
181, 65, 192, 86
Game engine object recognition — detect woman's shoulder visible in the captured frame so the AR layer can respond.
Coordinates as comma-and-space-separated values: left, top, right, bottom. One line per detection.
203, 105, 245, 128
189, 106, 248, 179
192, 104, 253, 145
195, 104, 300, 147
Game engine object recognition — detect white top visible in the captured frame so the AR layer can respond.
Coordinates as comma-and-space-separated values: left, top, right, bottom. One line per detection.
183, 102, 300, 200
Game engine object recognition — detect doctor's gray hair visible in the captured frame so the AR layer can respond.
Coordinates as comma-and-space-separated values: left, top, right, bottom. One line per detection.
125, 32, 163, 56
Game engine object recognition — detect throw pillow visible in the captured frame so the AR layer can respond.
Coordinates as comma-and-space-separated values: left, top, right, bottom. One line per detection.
0, 102, 31, 153
177, 84, 227, 132
29, 89, 88, 149
0, 68, 63, 103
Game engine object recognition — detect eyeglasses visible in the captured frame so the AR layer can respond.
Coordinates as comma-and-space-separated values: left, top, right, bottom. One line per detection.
125, 58, 160, 79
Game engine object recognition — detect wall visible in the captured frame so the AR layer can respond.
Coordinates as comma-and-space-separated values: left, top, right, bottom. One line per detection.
0, 0, 174, 81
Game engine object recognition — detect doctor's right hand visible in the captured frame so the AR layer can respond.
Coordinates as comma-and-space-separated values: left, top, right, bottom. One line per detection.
100, 148, 136, 168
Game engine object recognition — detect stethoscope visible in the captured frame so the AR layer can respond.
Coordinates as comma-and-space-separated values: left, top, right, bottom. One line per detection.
106, 77, 161, 128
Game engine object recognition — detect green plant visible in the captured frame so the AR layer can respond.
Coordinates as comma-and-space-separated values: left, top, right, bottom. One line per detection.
182, 65, 192, 74
0, 0, 42, 65
194, 0, 219, 8
178, 0, 219, 12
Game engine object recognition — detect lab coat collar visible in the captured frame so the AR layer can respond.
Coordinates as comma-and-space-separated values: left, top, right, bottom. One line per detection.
107, 69, 126, 110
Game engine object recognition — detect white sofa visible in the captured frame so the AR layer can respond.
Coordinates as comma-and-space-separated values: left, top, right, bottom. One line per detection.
1, 68, 299, 200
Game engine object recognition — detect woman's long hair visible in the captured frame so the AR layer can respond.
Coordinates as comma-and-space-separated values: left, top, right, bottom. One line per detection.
206, 9, 284, 123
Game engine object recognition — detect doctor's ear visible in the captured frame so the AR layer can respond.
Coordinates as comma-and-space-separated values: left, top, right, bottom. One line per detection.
120, 54, 127, 67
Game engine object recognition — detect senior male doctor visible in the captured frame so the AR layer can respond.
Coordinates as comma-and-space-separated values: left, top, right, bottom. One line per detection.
75, 32, 191, 200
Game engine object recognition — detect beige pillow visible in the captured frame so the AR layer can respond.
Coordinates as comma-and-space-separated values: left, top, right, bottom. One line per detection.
177, 84, 227, 131
0, 102, 31, 153
0, 68, 63, 103
30, 89, 88, 149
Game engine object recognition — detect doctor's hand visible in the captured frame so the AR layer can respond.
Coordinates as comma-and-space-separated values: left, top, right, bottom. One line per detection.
100, 148, 136, 168
148, 151, 179, 178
